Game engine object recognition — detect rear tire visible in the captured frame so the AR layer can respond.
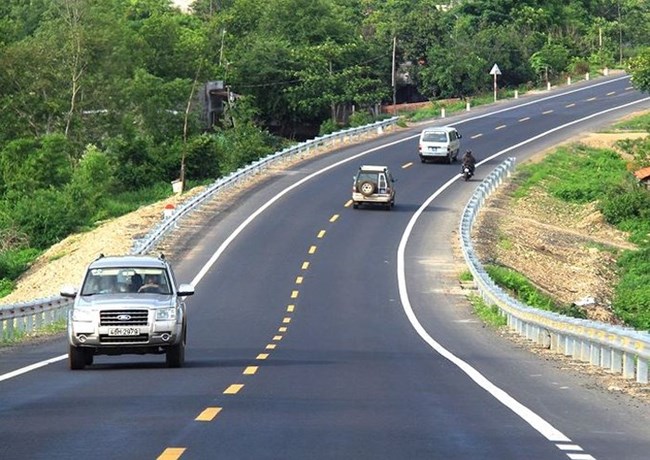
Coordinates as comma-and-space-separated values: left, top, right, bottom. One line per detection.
69, 345, 87, 370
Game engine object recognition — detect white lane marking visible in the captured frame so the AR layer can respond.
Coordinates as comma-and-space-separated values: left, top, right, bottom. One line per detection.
396, 96, 650, 445
0, 354, 67, 382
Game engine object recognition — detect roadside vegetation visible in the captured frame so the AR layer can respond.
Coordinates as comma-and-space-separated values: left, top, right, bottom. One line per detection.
1, 0, 649, 302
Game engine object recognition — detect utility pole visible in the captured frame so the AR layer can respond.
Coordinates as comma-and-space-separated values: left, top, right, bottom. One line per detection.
392, 36, 397, 114
219, 29, 226, 67
618, 0, 623, 65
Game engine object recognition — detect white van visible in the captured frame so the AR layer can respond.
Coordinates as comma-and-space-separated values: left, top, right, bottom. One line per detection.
418, 126, 462, 164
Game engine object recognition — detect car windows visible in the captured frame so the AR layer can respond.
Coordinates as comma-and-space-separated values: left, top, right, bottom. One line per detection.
81, 267, 171, 295
357, 172, 378, 184
422, 132, 447, 142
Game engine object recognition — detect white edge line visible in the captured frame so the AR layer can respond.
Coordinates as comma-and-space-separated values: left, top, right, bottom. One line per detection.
0, 354, 67, 382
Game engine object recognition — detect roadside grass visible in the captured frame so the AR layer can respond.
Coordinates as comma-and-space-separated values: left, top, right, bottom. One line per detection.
459, 270, 473, 282
611, 112, 650, 131
458, 270, 507, 327
0, 319, 66, 346
467, 293, 508, 327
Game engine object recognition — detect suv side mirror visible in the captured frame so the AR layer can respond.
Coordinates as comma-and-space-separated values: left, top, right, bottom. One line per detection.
177, 283, 195, 297
60, 285, 78, 298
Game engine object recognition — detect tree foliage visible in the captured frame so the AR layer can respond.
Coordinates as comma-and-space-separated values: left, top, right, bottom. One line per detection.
0, 0, 648, 257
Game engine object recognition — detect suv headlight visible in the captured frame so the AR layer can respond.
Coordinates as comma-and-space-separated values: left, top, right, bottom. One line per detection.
155, 307, 177, 321
71, 309, 94, 322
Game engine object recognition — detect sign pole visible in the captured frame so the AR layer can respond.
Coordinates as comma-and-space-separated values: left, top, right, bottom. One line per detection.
490, 63, 501, 102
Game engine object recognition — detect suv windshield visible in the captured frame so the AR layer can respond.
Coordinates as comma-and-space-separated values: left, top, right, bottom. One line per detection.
81, 267, 171, 295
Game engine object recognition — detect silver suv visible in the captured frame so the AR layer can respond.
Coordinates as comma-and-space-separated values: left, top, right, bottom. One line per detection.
61, 254, 194, 370
352, 165, 396, 210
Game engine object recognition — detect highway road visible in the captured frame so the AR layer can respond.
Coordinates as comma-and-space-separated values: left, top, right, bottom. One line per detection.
1, 74, 649, 460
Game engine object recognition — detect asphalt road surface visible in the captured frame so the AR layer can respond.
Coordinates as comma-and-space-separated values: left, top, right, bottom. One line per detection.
1, 74, 649, 460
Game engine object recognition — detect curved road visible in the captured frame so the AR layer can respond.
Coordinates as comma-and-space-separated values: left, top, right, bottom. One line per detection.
1, 74, 649, 460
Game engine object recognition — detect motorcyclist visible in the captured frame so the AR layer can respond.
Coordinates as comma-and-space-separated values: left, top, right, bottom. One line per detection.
461, 150, 476, 174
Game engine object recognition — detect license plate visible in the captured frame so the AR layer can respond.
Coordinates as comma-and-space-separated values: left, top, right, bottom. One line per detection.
108, 327, 140, 336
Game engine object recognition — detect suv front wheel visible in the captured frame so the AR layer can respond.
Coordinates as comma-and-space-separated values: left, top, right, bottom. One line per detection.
69, 345, 91, 370
165, 326, 186, 368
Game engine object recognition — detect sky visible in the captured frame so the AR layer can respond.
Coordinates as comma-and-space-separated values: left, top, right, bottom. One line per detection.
172, 0, 191, 12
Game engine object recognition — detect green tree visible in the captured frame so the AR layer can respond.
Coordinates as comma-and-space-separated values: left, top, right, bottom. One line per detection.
628, 47, 650, 92
0, 135, 73, 196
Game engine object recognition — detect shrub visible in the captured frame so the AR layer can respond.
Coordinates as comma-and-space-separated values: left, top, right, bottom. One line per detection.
0, 247, 41, 280
348, 111, 374, 128
612, 248, 650, 330
0, 278, 14, 299
319, 119, 339, 136
599, 184, 650, 225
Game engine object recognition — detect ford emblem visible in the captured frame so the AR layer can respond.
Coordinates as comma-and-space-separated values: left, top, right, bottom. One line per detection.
117, 314, 132, 321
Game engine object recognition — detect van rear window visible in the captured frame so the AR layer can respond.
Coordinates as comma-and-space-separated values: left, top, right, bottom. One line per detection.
422, 133, 447, 142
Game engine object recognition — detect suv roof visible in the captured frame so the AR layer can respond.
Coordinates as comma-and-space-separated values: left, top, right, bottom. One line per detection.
358, 165, 390, 172
87, 254, 168, 270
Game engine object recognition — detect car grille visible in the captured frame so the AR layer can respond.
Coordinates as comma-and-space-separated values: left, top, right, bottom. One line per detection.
99, 334, 149, 344
100, 309, 149, 326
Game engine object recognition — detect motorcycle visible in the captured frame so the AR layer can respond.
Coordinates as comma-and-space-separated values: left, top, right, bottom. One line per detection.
461, 163, 474, 181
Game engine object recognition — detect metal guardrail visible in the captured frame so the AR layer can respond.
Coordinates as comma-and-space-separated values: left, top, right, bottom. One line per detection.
459, 158, 650, 384
0, 117, 399, 341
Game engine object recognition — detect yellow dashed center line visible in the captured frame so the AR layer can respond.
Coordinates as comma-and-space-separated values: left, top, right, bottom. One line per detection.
317, 230, 326, 238
295, 276, 303, 284
257, 353, 269, 360
291, 290, 299, 299
302, 261, 310, 269
195, 407, 222, 421
329, 214, 339, 222
224, 384, 244, 394
495, 125, 506, 130
243, 366, 258, 375
266, 343, 277, 349
283, 317, 291, 324
308, 245, 317, 254
287, 304, 295, 312
470, 133, 483, 139
565, 103, 575, 108
542, 110, 553, 114
278, 326, 287, 332
518, 117, 530, 122
157, 448, 186, 460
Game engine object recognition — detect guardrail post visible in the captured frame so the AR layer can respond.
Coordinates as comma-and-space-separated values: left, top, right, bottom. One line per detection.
7, 317, 15, 340
589, 345, 600, 366
601, 346, 611, 369
637, 359, 648, 384
623, 353, 635, 379
611, 349, 623, 373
